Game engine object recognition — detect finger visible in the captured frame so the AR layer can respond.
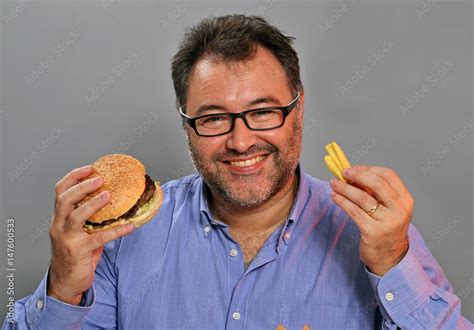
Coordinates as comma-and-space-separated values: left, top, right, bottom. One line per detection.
330, 179, 389, 221
65, 191, 110, 233
88, 224, 135, 251
353, 165, 409, 198
54, 176, 104, 226
330, 190, 372, 231
55, 165, 94, 197
342, 167, 399, 208
91, 247, 104, 273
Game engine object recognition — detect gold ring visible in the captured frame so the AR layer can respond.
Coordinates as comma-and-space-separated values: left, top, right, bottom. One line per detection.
366, 202, 380, 216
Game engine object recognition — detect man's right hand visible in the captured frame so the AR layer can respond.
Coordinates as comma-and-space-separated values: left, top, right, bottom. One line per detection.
47, 165, 135, 305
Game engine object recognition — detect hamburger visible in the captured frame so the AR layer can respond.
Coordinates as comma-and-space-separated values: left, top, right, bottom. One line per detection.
77, 154, 163, 234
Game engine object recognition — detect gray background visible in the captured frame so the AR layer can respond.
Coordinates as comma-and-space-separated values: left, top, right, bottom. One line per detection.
1, 0, 473, 321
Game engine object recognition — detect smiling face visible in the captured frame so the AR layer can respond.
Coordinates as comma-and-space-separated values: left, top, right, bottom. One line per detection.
184, 45, 305, 209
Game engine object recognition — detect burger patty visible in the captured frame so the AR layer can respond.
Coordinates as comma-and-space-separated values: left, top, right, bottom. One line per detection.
120, 174, 156, 218
85, 174, 156, 229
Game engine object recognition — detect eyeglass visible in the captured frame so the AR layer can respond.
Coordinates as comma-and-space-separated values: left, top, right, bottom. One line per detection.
178, 92, 300, 137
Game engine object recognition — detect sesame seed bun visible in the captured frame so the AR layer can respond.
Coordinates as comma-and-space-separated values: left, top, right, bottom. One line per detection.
76, 154, 162, 233
82, 182, 163, 234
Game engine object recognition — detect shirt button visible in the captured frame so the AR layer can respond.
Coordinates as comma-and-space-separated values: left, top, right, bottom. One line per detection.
385, 292, 394, 301
384, 320, 394, 327
204, 225, 211, 233
36, 299, 44, 310
232, 311, 241, 320
229, 248, 238, 257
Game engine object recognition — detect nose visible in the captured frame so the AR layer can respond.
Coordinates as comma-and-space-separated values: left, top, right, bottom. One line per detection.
225, 117, 258, 153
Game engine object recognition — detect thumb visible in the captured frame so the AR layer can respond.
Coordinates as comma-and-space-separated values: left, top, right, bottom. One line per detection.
91, 246, 104, 272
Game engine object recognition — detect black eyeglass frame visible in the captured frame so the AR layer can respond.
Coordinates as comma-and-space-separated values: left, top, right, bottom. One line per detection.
178, 92, 300, 137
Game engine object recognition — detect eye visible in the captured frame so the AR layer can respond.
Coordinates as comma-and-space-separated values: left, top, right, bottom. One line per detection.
198, 114, 229, 128
248, 109, 279, 121
255, 110, 274, 116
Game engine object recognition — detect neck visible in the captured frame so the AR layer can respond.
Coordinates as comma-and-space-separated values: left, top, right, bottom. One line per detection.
208, 171, 299, 234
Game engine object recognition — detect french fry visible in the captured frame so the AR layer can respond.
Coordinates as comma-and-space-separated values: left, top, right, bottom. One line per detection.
325, 143, 343, 171
324, 155, 344, 180
324, 141, 352, 182
331, 141, 351, 169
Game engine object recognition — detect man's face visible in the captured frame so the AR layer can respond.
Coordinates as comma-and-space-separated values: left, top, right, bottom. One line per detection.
184, 46, 305, 209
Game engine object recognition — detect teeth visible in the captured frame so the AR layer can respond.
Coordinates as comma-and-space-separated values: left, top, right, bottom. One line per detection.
229, 155, 266, 167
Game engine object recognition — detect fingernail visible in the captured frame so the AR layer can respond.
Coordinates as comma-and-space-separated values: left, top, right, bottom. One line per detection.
343, 168, 352, 176
330, 179, 338, 186
125, 224, 134, 231
93, 177, 102, 185
117, 225, 128, 233
81, 165, 92, 171
100, 191, 109, 200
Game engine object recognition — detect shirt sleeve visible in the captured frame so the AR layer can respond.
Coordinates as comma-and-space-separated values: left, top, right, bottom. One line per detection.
1, 266, 94, 329
365, 223, 474, 329
2, 238, 123, 329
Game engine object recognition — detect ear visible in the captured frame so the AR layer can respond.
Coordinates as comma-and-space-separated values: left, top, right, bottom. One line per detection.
298, 89, 305, 120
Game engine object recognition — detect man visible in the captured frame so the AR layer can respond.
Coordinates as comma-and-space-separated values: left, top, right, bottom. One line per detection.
3, 15, 472, 329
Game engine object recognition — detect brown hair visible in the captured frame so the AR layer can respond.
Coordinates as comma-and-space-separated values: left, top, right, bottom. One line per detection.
171, 14, 303, 110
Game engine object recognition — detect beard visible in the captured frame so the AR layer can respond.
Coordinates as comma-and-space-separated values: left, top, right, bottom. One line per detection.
186, 119, 302, 209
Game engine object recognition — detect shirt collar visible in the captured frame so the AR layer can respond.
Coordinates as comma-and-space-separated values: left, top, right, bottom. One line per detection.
199, 179, 222, 229
279, 163, 310, 245
198, 163, 310, 236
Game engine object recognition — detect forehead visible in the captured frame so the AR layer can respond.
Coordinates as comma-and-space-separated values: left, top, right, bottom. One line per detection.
186, 46, 291, 107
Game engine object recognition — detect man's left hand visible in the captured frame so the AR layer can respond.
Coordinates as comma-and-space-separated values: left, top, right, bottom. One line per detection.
329, 165, 414, 276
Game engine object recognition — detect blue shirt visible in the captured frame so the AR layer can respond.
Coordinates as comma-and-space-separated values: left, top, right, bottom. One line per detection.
3, 165, 472, 329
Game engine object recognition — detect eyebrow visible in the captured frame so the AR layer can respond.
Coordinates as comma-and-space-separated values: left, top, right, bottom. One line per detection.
195, 96, 282, 116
